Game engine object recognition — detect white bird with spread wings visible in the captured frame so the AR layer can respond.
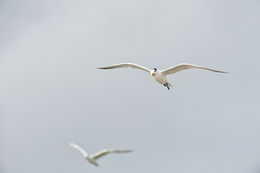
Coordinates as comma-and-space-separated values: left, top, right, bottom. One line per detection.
69, 142, 132, 166
98, 63, 227, 90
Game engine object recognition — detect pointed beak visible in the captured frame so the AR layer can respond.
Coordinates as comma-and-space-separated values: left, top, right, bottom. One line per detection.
152, 73, 154, 77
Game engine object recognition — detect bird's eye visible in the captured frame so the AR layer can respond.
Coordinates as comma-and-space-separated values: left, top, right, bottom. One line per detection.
153, 68, 157, 72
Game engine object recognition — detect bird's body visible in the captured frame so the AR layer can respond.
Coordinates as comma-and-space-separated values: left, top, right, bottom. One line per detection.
98, 63, 227, 90
69, 142, 132, 167
86, 157, 99, 166
151, 69, 172, 89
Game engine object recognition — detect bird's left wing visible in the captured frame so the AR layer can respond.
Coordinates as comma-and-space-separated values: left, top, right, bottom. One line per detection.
91, 149, 132, 160
69, 142, 88, 157
97, 63, 151, 73
162, 63, 227, 75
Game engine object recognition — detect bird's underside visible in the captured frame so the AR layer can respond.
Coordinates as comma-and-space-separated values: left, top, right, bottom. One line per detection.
98, 63, 227, 90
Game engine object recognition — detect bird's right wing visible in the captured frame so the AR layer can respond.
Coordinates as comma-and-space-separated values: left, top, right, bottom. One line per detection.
97, 63, 151, 73
91, 149, 132, 160
162, 63, 228, 75
69, 142, 88, 157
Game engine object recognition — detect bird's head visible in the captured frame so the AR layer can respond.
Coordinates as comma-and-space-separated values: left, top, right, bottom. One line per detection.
151, 68, 157, 77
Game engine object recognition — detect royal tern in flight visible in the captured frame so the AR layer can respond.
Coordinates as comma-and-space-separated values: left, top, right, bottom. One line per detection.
98, 63, 227, 90
69, 142, 132, 166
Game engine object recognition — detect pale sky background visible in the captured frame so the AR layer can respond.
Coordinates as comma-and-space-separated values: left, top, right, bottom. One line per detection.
1, 0, 260, 173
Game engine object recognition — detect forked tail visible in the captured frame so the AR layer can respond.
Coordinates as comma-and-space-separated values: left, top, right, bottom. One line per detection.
164, 82, 172, 90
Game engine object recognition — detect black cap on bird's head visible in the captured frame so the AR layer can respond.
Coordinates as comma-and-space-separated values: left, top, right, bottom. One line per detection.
151, 68, 157, 77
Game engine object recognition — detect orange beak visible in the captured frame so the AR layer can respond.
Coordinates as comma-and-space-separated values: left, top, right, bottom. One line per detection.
152, 73, 154, 77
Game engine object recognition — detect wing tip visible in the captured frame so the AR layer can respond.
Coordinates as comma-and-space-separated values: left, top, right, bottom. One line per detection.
125, 149, 133, 153
97, 67, 105, 69
218, 71, 229, 73
69, 142, 79, 148
118, 149, 133, 153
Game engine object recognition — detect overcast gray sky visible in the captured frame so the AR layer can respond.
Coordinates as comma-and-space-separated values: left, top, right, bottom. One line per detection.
1, 0, 260, 173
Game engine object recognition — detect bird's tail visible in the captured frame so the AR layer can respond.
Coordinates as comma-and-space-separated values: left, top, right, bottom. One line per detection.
164, 82, 172, 90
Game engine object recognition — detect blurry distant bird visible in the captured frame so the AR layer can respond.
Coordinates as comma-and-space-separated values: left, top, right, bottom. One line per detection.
69, 142, 132, 166
98, 63, 227, 90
